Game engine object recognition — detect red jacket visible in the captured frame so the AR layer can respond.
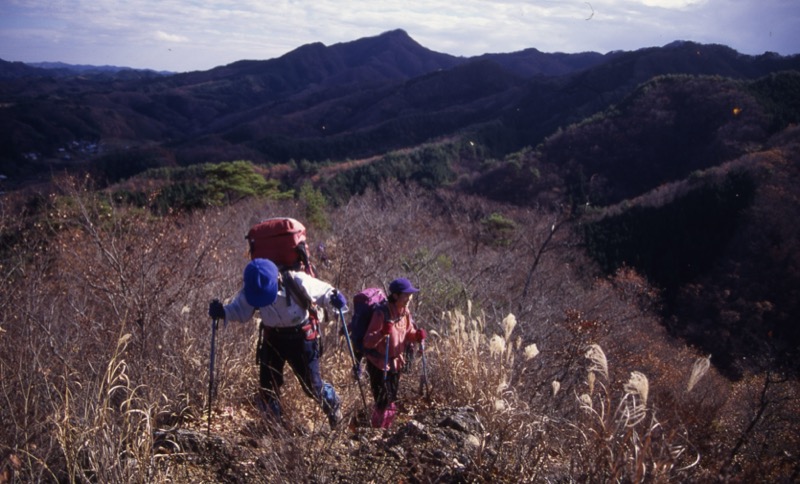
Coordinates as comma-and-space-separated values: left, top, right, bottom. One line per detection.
363, 301, 421, 372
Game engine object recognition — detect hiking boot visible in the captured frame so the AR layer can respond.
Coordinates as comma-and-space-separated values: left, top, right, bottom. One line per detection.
370, 403, 397, 428
328, 406, 343, 429
320, 382, 342, 429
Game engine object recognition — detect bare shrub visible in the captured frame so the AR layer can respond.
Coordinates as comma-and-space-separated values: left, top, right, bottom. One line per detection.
708, 371, 800, 481
0, 177, 311, 480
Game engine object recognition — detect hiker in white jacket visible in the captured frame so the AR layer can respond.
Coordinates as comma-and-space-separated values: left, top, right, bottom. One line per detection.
209, 258, 348, 429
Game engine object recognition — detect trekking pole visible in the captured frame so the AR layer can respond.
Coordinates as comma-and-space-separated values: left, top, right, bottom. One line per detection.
419, 339, 431, 398
206, 313, 220, 435
336, 304, 369, 411
383, 333, 391, 394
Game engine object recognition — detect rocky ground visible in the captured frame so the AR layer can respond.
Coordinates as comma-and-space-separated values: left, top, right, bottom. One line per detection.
152, 395, 502, 483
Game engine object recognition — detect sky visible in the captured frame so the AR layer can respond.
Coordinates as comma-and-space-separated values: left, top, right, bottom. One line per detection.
0, 0, 797, 73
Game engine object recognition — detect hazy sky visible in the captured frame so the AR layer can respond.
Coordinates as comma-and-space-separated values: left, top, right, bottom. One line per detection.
0, 0, 797, 73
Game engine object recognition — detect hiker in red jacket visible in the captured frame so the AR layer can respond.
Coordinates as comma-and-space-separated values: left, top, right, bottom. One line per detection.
362, 277, 427, 428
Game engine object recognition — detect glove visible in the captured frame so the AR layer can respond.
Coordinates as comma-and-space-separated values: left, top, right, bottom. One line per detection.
331, 291, 347, 310
381, 322, 393, 336
416, 328, 427, 342
209, 299, 225, 320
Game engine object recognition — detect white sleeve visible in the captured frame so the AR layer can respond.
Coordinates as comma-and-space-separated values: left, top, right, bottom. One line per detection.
293, 272, 336, 307
223, 290, 257, 323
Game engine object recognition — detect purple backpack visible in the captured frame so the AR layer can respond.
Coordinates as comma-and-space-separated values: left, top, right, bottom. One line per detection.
347, 287, 388, 356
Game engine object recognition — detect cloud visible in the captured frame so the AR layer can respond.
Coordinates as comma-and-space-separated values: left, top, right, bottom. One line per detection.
634, 0, 705, 10
154, 31, 189, 43
639, 0, 704, 8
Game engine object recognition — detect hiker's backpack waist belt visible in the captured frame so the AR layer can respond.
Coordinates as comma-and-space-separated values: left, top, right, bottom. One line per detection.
262, 322, 309, 334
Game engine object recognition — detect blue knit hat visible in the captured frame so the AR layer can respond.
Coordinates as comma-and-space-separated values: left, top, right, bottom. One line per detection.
243, 258, 279, 307
388, 277, 419, 294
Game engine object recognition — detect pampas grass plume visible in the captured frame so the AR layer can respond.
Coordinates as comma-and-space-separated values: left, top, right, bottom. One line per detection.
489, 334, 506, 358
585, 344, 609, 380
502, 313, 517, 342
687, 355, 711, 392
624, 371, 649, 406
524, 343, 540, 360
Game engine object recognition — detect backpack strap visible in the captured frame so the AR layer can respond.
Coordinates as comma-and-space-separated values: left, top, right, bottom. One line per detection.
382, 302, 403, 324
360, 303, 403, 359
296, 241, 316, 277
281, 270, 326, 326
281, 270, 311, 310
280, 271, 324, 351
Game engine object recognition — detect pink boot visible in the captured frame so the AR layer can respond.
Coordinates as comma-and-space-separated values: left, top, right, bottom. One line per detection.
370, 403, 397, 428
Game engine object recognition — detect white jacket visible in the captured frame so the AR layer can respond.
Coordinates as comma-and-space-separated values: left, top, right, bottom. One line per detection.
224, 271, 342, 328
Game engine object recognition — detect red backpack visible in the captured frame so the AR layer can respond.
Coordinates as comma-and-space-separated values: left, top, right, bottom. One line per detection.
246, 217, 316, 276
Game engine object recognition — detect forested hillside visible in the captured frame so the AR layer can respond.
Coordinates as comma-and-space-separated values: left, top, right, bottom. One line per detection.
2, 31, 798, 180
466, 71, 800, 378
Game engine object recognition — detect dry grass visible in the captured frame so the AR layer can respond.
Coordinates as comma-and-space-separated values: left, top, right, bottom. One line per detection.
1, 176, 799, 482
424, 306, 705, 482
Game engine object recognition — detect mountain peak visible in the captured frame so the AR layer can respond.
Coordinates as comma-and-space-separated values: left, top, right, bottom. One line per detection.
332, 28, 424, 53
373, 29, 425, 51
379, 28, 411, 38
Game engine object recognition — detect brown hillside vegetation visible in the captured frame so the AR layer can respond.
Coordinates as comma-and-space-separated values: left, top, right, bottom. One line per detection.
466, 72, 800, 381
2, 178, 799, 482
579, 126, 800, 379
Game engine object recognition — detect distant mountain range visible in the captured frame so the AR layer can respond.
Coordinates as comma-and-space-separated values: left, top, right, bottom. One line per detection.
0, 58, 172, 80
27, 61, 174, 76
2, 29, 797, 181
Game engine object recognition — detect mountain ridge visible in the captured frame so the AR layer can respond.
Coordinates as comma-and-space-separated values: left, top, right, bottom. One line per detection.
1, 29, 798, 181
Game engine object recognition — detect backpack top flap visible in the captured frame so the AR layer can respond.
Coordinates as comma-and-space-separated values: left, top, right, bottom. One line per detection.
246, 217, 307, 268
353, 287, 386, 308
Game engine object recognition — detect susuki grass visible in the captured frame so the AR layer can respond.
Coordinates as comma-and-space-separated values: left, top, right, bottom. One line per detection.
424, 305, 705, 482
52, 333, 166, 483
